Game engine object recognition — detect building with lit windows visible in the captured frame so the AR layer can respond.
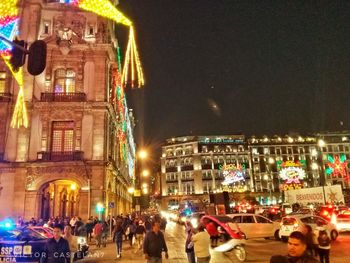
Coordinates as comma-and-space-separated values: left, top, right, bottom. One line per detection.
0, 0, 136, 221
160, 133, 350, 208
160, 135, 251, 208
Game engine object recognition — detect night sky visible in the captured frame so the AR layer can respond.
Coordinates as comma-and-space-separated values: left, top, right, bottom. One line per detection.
118, 0, 350, 150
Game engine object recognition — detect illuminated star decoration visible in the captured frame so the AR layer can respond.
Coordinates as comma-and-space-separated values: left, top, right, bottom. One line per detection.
326, 154, 348, 178
71, 0, 144, 88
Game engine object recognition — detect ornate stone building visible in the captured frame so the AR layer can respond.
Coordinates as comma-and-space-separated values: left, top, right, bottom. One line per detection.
0, 0, 136, 221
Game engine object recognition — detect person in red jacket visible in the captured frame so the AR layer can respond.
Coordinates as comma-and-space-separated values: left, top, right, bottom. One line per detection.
203, 219, 219, 247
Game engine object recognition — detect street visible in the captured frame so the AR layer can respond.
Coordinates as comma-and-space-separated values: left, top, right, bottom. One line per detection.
80, 221, 350, 263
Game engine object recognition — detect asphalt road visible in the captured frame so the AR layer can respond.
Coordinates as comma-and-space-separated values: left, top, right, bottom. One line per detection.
80, 221, 350, 263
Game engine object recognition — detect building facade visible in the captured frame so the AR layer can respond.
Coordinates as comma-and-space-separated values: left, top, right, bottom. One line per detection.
160, 133, 350, 208
0, 0, 136, 221
160, 135, 251, 208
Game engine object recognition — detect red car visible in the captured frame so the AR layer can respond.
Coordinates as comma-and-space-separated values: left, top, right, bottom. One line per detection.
200, 215, 245, 240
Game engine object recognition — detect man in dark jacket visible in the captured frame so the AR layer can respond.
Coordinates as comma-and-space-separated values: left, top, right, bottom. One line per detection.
143, 221, 168, 263
40, 224, 70, 263
270, 231, 319, 263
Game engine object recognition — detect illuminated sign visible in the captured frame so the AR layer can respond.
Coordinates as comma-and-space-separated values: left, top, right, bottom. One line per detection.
220, 164, 246, 185
279, 161, 305, 187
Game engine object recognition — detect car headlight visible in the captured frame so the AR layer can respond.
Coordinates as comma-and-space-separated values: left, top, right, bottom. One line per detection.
181, 217, 186, 222
78, 237, 87, 246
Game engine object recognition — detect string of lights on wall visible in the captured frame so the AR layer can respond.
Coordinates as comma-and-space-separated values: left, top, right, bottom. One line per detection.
0, 0, 144, 128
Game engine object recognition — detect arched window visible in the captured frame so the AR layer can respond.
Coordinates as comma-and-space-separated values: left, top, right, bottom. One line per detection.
54, 68, 76, 93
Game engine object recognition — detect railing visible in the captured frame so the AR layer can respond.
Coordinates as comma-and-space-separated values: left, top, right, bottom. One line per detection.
165, 166, 177, 173
181, 165, 194, 171
37, 151, 84, 161
201, 163, 212, 170
181, 177, 194, 182
165, 178, 178, 183
0, 93, 12, 102
41, 92, 86, 102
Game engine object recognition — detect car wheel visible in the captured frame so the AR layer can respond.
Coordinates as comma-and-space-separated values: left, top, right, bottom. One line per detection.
281, 236, 288, 242
330, 230, 338, 241
274, 230, 280, 241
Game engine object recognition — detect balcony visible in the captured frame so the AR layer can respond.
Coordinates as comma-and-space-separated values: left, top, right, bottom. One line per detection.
0, 93, 12, 102
165, 166, 177, 173
181, 164, 194, 171
165, 178, 178, 183
41, 92, 86, 102
201, 163, 212, 170
181, 177, 194, 182
37, 151, 84, 161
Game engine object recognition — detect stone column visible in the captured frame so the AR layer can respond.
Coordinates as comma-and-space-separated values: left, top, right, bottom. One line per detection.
28, 113, 42, 161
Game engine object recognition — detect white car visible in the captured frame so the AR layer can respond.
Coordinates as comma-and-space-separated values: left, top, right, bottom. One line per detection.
227, 213, 280, 240
279, 214, 338, 241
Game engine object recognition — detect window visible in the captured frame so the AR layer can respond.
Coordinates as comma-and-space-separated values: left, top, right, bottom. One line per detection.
42, 21, 51, 35
51, 121, 74, 152
0, 71, 6, 93
255, 215, 270, 223
232, 216, 242, 223
54, 68, 76, 93
242, 216, 255, 223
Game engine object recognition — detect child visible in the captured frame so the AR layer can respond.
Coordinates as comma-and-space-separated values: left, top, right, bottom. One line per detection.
318, 230, 331, 263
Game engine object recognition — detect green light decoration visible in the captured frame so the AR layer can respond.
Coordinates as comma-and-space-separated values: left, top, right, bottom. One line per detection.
325, 154, 348, 178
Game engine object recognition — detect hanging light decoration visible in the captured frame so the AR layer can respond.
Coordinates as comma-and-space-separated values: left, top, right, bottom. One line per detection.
72, 0, 144, 88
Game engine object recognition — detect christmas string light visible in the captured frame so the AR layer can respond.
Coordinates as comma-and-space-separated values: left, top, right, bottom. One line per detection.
2, 55, 28, 128
72, 0, 144, 88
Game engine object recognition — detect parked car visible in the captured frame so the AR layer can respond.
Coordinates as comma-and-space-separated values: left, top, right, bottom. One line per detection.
227, 213, 280, 240
279, 214, 338, 242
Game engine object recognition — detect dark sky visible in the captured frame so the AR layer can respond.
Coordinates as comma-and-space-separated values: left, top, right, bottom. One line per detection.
118, 0, 350, 149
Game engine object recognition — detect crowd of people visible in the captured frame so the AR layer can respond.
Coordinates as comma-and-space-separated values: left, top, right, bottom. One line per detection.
16, 212, 333, 263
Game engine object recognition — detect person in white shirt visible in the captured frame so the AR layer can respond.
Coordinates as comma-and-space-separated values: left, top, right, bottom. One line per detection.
192, 224, 210, 263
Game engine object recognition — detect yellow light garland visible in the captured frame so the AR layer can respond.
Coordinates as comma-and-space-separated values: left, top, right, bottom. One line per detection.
78, 0, 132, 26
121, 26, 144, 88
0, 0, 18, 18
2, 54, 28, 128
77, 0, 144, 87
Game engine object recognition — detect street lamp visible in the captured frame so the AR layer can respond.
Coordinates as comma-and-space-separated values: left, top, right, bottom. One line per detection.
142, 169, 150, 177
138, 149, 148, 160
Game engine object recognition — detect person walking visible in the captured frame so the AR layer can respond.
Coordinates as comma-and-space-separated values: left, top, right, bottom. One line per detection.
128, 220, 137, 247
40, 224, 71, 263
63, 225, 78, 263
93, 221, 103, 248
185, 221, 196, 263
143, 221, 168, 263
192, 224, 210, 263
113, 222, 124, 258
135, 220, 146, 251
270, 231, 319, 263
318, 230, 331, 263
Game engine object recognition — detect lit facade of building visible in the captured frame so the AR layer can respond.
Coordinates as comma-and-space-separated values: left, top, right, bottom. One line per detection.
0, 0, 136, 221
160, 133, 350, 207
160, 135, 251, 207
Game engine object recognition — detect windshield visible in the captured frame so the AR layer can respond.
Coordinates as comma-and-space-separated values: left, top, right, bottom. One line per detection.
282, 218, 297, 225
0, 228, 47, 241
